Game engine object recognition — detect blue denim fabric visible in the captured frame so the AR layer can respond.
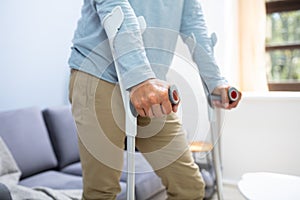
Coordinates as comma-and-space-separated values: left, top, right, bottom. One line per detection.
68, 0, 227, 92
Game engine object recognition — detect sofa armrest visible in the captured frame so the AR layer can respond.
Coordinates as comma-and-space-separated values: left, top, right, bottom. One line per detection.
0, 183, 12, 200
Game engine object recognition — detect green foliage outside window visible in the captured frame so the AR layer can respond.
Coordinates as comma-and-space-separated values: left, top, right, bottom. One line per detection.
266, 10, 300, 82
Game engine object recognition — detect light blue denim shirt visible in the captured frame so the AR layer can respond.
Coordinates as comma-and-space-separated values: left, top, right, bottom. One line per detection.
68, 0, 228, 93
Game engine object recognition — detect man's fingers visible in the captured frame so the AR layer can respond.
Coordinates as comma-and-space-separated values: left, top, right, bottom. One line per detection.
136, 108, 146, 117
151, 104, 164, 118
221, 87, 229, 108
212, 100, 226, 109
134, 100, 174, 118
161, 101, 172, 115
147, 107, 154, 118
172, 104, 179, 113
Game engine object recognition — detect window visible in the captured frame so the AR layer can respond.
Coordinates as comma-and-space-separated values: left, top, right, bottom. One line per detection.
265, 0, 300, 91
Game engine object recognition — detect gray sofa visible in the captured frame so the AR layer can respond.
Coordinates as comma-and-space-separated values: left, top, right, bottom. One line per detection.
0, 106, 166, 200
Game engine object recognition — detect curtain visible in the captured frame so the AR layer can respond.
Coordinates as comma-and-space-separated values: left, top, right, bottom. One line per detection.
238, 0, 268, 91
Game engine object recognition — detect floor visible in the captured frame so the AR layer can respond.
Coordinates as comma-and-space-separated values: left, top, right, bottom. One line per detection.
211, 183, 246, 200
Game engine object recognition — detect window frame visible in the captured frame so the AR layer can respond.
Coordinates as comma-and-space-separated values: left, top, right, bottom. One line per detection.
265, 0, 300, 91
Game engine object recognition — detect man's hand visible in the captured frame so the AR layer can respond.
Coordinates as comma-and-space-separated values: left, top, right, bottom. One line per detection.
211, 85, 242, 109
130, 79, 179, 118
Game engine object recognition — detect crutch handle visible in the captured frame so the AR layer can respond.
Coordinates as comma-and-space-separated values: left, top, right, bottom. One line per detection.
169, 84, 180, 105
130, 84, 180, 117
208, 87, 239, 107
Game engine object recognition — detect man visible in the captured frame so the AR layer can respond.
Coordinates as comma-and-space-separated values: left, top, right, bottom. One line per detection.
68, 0, 241, 199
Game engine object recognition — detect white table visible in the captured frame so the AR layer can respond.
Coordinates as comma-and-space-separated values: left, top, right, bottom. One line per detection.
238, 172, 300, 200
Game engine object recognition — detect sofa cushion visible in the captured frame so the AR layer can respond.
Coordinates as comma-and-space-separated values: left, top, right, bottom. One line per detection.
0, 137, 21, 185
135, 170, 166, 200
60, 162, 82, 176
116, 181, 126, 200
19, 170, 82, 190
0, 107, 58, 179
19, 170, 129, 199
43, 106, 80, 169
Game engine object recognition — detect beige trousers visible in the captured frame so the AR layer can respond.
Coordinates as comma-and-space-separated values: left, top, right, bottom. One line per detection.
69, 69, 205, 200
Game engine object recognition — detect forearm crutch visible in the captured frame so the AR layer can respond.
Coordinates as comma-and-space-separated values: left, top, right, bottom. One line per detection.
103, 7, 179, 200
206, 86, 239, 200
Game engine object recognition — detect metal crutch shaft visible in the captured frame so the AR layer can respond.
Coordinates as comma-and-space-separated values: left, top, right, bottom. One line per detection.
208, 107, 224, 200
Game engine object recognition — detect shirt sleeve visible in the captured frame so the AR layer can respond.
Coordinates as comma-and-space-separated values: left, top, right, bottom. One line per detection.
180, 0, 228, 94
94, 0, 156, 90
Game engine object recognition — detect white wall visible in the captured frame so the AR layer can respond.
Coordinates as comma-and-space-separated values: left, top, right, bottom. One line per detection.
0, 0, 82, 111
199, 0, 225, 73
200, 0, 239, 85
222, 93, 300, 183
